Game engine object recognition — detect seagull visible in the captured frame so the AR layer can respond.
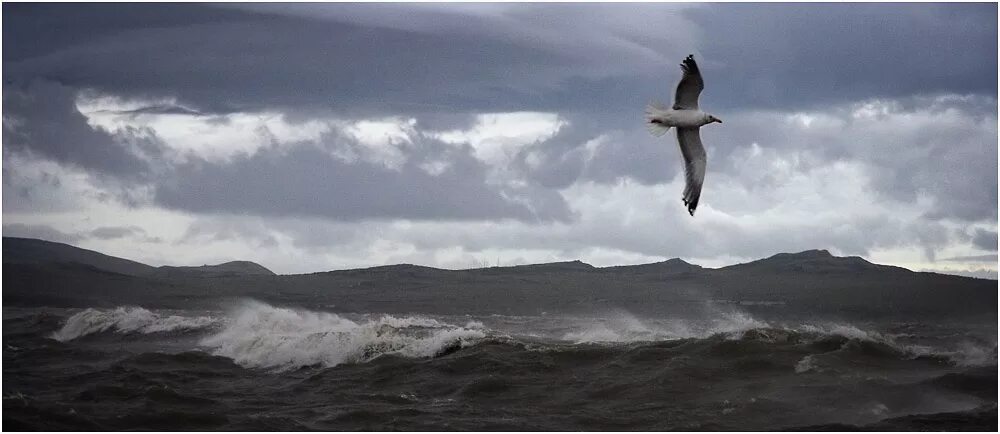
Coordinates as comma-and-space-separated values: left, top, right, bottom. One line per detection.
645, 54, 721, 216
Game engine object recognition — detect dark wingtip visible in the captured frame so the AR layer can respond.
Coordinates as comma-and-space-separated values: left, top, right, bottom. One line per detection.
682, 198, 696, 216
680, 54, 699, 74
682, 196, 699, 216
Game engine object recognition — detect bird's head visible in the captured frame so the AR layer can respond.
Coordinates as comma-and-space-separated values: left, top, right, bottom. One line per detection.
707, 115, 722, 124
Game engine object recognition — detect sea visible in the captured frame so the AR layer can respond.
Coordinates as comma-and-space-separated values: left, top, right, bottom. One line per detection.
3, 299, 996, 430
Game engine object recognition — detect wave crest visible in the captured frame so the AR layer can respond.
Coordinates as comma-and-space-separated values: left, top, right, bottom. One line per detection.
199, 301, 485, 370
51, 307, 218, 342
561, 310, 770, 344
557, 311, 995, 368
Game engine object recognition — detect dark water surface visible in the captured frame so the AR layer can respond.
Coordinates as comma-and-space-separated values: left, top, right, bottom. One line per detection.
3, 301, 996, 431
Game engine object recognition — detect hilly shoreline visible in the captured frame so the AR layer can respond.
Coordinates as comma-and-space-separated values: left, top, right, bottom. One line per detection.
2, 237, 996, 320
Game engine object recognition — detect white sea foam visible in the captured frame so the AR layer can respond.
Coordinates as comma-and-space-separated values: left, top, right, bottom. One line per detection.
51, 307, 218, 342
707, 311, 772, 337
903, 340, 997, 367
948, 341, 997, 367
792, 322, 996, 367
561, 310, 771, 344
198, 300, 485, 370
796, 322, 886, 342
556, 310, 995, 367
561, 311, 687, 343
794, 355, 817, 373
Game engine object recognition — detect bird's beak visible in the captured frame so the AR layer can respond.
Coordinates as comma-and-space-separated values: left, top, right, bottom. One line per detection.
714, 118, 723, 124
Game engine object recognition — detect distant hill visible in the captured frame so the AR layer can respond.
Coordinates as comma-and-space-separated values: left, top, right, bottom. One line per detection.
3, 237, 994, 319
2, 237, 274, 278
2, 237, 156, 276
469, 260, 597, 275
601, 258, 702, 275
719, 249, 908, 274
150, 261, 276, 278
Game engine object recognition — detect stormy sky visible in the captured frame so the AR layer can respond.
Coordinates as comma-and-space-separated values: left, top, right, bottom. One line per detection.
3, 3, 997, 278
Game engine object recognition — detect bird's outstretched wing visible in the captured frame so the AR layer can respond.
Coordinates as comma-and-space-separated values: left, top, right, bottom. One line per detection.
676, 127, 706, 216
673, 55, 704, 110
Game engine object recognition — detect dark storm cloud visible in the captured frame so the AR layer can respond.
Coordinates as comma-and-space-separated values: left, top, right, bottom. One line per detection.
5, 3, 995, 117
972, 229, 998, 251
688, 3, 998, 111
90, 225, 145, 240
153, 136, 571, 223
4, 3, 577, 115
3, 81, 150, 177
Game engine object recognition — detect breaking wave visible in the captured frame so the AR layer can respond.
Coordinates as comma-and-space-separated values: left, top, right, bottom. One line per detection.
51, 307, 218, 342
198, 300, 485, 371
560, 310, 769, 343
790, 322, 996, 367
557, 312, 994, 368
47, 302, 995, 370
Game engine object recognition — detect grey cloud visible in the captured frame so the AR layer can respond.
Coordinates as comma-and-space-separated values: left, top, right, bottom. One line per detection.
411, 113, 481, 134
90, 225, 144, 240
154, 136, 571, 223
182, 216, 367, 254
940, 254, 998, 263
2, 155, 72, 213
512, 113, 678, 190
580, 129, 678, 186
2, 3, 996, 275
3, 81, 151, 178
972, 229, 998, 251
5, 3, 994, 117
512, 119, 601, 189
3, 223, 83, 244
232, 3, 698, 75
290, 203, 948, 270
109, 104, 204, 116
380, 193, 882, 262
5, 4, 584, 115
518, 96, 996, 226
4, 222, 159, 245
705, 98, 997, 223
180, 219, 278, 249
919, 268, 998, 280
692, 214, 950, 262
2, 148, 150, 215
688, 3, 997, 111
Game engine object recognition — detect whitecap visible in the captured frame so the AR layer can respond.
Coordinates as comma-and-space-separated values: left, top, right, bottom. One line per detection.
51, 307, 218, 342
794, 355, 817, 373
198, 300, 485, 371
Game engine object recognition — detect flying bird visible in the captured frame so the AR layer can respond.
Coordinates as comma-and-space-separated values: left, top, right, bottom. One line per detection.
645, 54, 722, 216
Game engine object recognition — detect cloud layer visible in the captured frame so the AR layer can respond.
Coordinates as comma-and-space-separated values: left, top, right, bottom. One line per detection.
3, 3, 997, 278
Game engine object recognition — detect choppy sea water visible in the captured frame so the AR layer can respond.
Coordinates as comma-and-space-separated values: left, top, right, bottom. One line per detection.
3, 300, 996, 430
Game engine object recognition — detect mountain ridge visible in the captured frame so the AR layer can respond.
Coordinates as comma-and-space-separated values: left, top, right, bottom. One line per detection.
3, 237, 275, 278
4, 237, 995, 318
3, 236, 993, 281
719, 249, 910, 274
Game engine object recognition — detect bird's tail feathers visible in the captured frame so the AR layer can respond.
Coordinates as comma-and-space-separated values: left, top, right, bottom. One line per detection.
646, 121, 671, 137
645, 101, 670, 116
645, 101, 671, 137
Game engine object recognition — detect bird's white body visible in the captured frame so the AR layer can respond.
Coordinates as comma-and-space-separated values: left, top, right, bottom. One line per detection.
646, 106, 715, 129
